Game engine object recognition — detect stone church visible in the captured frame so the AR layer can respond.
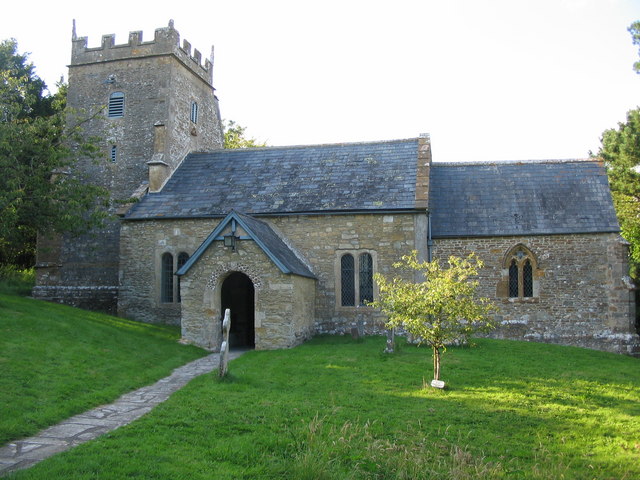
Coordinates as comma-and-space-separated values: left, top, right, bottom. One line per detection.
33, 21, 639, 355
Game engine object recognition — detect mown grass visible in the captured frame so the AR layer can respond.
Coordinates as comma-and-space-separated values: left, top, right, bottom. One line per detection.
0, 294, 207, 445
7, 335, 639, 479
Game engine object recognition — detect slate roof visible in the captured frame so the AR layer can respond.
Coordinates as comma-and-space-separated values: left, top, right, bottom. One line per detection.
429, 160, 620, 237
177, 211, 315, 278
126, 138, 419, 219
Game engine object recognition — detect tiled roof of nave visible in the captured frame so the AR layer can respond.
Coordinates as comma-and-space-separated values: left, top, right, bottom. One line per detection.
126, 138, 419, 219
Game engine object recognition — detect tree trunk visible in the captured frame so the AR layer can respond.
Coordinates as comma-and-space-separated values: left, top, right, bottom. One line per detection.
433, 346, 441, 380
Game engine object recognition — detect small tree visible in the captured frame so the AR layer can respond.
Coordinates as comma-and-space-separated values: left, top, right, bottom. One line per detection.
223, 119, 266, 149
371, 251, 496, 386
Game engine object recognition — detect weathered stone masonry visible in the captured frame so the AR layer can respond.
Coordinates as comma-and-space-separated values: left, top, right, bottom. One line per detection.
119, 212, 418, 349
33, 21, 222, 313
432, 233, 637, 355
34, 22, 639, 356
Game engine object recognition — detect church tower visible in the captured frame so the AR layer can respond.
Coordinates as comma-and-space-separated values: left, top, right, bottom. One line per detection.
33, 20, 224, 313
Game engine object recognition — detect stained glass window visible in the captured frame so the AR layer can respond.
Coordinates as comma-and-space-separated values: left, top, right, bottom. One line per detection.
161, 253, 174, 303
506, 246, 536, 299
523, 260, 533, 297
509, 259, 519, 298
359, 253, 373, 305
341, 254, 355, 306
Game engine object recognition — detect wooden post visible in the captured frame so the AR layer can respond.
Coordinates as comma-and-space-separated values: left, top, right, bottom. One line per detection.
219, 309, 231, 378
383, 327, 395, 353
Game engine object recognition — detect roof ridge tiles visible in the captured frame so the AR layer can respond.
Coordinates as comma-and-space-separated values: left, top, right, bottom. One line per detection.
434, 158, 595, 167
193, 137, 419, 154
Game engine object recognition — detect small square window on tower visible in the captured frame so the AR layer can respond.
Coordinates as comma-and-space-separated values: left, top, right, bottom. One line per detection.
190, 101, 198, 123
108, 92, 125, 118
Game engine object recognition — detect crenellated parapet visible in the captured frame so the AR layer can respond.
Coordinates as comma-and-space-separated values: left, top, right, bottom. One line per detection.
70, 19, 213, 85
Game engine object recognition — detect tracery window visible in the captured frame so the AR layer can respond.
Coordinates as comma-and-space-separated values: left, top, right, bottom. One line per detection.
341, 254, 355, 306
505, 245, 536, 299
359, 253, 374, 305
161, 253, 174, 303
338, 251, 376, 307
108, 92, 125, 118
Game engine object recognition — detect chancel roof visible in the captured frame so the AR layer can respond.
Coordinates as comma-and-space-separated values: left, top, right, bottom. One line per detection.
429, 160, 620, 237
126, 138, 419, 219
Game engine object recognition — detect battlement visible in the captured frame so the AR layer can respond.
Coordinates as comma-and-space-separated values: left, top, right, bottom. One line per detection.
70, 19, 213, 85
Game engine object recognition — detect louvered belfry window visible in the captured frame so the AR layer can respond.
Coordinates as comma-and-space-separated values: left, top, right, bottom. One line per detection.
108, 92, 125, 118
341, 254, 355, 306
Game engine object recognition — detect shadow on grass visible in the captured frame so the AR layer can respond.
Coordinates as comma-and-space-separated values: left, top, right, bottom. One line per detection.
6, 335, 639, 480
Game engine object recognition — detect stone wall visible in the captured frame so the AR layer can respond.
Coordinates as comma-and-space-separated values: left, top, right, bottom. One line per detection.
30, 285, 118, 315
34, 22, 223, 312
432, 233, 639, 355
118, 212, 420, 338
266, 213, 420, 334
66, 21, 223, 202
119, 214, 638, 354
179, 236, 316, 351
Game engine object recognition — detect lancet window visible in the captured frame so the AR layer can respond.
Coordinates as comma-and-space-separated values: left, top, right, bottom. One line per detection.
505, 245, 537, 299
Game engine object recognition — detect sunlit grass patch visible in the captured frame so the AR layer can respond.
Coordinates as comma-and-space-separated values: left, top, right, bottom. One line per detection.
0, 294, 206, 445
7, 335, 639, 479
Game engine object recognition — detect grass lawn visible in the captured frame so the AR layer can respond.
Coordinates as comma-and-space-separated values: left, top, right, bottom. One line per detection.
6, 335, 639, 479
0, 294, 207, 445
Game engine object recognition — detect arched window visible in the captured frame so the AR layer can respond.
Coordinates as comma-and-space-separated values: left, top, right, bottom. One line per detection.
338, 251, 376, 308
508, 259, 519, 297
176, 252, 189, 303
341, 254, 355, 306
504, 245, 537, 299
190, 102, 198, 123
523, 260, 533, 297
359, 253, 373, 305
108, 92, 125, 118
161, 253, 174, 303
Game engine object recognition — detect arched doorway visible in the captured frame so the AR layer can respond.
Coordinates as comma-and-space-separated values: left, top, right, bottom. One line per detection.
221, 272, 255, 348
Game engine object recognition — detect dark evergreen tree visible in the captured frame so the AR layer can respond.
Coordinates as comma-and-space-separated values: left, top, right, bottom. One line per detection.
0, 39, 108, 267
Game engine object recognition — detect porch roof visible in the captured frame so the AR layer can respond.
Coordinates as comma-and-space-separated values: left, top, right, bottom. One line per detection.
177, 211, 316, 279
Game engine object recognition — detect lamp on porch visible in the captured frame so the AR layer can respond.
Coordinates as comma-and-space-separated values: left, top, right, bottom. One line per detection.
223, 234, 238, 252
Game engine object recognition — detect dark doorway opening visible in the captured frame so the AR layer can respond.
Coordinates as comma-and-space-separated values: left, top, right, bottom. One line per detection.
221, 272, 255, 348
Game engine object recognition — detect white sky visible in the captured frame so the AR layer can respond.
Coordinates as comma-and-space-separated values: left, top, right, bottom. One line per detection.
2, 0, 640, 161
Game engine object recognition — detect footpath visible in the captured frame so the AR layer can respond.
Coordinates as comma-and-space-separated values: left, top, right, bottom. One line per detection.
0, 350, 244, 476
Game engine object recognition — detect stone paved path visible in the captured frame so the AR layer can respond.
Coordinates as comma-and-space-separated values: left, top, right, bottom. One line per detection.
0, 350, 245, 476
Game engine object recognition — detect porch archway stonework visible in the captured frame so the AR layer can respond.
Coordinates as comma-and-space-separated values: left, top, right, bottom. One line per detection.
205, 262, 264, 293
199, 262, 265, 350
